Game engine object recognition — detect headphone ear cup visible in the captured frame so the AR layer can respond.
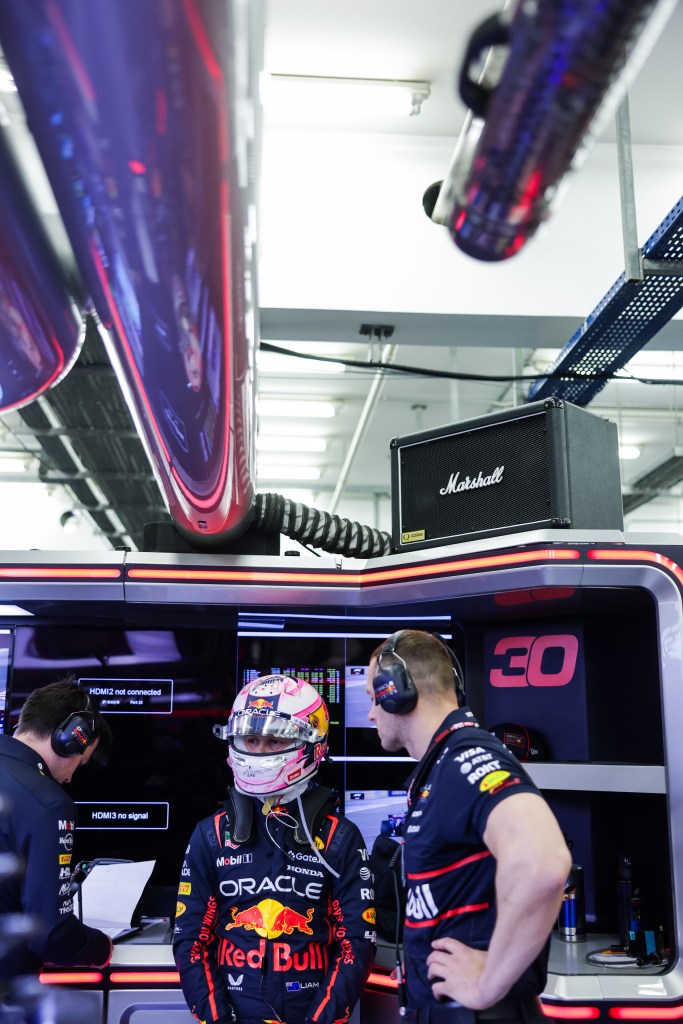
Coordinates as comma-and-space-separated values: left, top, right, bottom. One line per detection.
372, 663, 418, 716
51, 712, 96, 757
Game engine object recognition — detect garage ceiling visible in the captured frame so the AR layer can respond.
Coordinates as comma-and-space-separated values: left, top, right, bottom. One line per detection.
1, 0, 683, 553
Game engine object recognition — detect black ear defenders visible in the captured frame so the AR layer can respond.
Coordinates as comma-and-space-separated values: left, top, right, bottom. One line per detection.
372, 631, 417, 716
51, 690, 97, 757
372, 631, 466, 716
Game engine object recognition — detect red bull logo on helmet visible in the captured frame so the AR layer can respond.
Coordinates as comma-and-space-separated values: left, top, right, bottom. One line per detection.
224, 898, 314, 939
248, 697, 274, 709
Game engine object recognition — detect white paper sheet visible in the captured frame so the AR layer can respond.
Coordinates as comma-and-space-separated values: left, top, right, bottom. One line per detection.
73, 860, 155, 940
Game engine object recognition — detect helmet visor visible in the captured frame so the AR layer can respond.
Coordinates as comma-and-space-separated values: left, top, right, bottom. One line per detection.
227, 708, 319, 745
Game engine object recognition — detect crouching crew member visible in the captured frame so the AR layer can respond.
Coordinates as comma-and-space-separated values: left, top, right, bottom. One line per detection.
174, 674, 376, 1024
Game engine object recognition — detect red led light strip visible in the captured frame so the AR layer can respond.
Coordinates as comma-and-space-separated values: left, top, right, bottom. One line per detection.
109, 971, 181, 984
541, 1007, 600, 1020
609, 1009, 683, 1020
0, 567, 121, 579
127, 547, 581, 586
39, 971, 102, 984
588, 548, 683, 589
367, 971, 398, 990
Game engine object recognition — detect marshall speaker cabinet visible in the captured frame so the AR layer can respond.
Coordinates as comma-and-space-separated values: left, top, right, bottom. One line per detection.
390, 398, 623, 553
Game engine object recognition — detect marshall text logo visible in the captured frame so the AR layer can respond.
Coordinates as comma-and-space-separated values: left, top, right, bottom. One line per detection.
440, 466, 504, 496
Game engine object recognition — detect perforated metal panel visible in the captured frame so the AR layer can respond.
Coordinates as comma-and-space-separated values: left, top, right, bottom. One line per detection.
529, 196, 683, 405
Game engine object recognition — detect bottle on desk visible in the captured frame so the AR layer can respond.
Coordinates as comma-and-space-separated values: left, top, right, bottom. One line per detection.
617, 853, 642, 950
558, 839, 586, 943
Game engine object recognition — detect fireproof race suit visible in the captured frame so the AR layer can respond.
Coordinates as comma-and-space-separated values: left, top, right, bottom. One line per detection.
401, 708, 549, 1012
173, 785, 376, 1024
0, 733, 112, 978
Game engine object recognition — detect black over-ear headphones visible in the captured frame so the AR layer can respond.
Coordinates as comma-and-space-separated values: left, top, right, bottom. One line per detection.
372, 631, 466, 716
432, 632, 466, 707
51, 690, 97, 757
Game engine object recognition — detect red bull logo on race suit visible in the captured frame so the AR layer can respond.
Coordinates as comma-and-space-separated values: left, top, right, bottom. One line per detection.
224, 898, 314, 939
217, 935, 328, 972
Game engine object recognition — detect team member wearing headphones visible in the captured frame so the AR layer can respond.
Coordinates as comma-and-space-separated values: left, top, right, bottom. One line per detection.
367, 630, 570, 1024
174, 673, 375, 1024
0, 677, 113, 979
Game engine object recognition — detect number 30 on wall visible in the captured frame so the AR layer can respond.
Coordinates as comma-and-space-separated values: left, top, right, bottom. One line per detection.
489, 634, 579, 688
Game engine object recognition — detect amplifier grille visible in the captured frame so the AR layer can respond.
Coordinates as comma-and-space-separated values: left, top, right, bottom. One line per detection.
398, 412, 552, 541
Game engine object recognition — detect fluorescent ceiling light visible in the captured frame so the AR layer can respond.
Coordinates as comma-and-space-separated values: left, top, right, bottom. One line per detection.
257, 351, 345, 375
256, 436, 327, 453
258, 422, 326, 439
263, 74, 431, 118
528, 348, 562, 371
0, 452, 33, 473
258, 399, 336, 418
257, 465, 321, 481
619, 445, 641, 461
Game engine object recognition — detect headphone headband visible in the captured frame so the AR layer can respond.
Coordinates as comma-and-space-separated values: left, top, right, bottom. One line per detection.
431, 632, 466, 705
373, 630, 465, 715
379, 630, 408, 660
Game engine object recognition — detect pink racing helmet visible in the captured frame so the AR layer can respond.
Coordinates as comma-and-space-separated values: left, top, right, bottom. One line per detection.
223, 674, 329, 798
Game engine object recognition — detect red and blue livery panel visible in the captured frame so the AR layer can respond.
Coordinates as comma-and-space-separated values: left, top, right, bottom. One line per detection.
0, 0, 260, 545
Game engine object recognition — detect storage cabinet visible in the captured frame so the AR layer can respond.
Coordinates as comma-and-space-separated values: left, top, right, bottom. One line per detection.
464, 584, 673, 985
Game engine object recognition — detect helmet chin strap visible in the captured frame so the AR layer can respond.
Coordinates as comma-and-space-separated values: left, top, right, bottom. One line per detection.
258, 776, 310, 811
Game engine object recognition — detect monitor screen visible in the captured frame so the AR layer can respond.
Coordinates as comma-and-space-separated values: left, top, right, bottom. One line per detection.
344, 789, 408, 851
237, 631, 387, 757
0, 629, 12, 734
236, 628, 419, 826
8, 624, 236, 909
5, 620, 431, 912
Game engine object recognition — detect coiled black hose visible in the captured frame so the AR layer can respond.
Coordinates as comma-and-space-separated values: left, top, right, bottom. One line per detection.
252, 492, 391, 559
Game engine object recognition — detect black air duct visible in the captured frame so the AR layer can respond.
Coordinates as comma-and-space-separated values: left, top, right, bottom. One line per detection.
253, 492, 391, 559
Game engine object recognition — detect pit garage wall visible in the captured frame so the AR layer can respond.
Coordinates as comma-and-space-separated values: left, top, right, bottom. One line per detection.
2, 528, 683, 1021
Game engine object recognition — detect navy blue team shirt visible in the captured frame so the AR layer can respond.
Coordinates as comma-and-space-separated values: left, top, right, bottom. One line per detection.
0, 733, 111, 977
401, 708, 550, 1010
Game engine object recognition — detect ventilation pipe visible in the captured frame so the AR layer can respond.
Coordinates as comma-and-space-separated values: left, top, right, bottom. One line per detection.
429, 0, 678, 261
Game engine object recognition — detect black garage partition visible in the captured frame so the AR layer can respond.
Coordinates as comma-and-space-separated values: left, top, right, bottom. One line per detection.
0, 531, 681, 1023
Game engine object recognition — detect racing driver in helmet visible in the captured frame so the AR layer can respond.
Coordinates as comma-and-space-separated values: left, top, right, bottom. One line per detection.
173, 674, 376, 1024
